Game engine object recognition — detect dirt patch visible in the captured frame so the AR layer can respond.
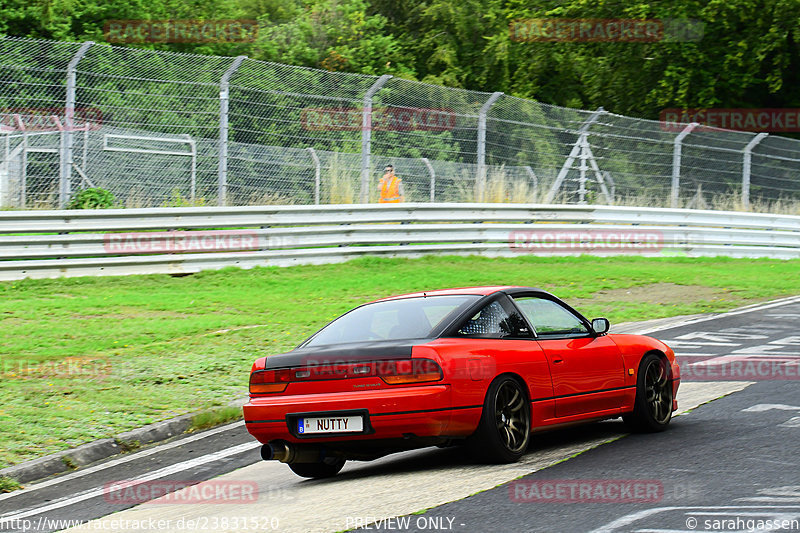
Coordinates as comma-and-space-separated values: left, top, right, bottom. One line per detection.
572, 283, 728, 306
70, 308, 190, 320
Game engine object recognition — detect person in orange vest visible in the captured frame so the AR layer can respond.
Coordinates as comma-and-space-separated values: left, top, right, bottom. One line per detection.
378, 164, 405, 203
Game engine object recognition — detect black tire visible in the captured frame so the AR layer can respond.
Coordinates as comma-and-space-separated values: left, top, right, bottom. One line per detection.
467, 376, 531, 463
623, 353, 673, 432
288, 457, 346, 479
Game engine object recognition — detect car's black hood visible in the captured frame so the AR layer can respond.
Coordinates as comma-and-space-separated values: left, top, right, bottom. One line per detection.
262, 338, 431, 369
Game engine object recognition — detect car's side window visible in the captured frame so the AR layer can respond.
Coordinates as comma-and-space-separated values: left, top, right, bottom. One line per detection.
456, 300, 530, 338
513, 297, 589, 337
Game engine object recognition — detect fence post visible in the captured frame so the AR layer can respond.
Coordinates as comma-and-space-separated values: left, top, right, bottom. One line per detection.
421, 157, 435, 202
307, 147, 321, 205
61, 41, 93, 208
187, 137, 197, 203
1, 130, 7, 207
524, 166, 538, 199
476, 92, 503, 202
545, 107, 604, 203
16, 115, 27, 208
603, 171, 616, 200
742, 132, 767, 210
359, 75, 392, 203
578, 136, 589, 204
671, 122, 698, 208
218, 55, 247, 206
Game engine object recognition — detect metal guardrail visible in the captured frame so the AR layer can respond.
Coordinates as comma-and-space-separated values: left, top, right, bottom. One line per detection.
1, 204, 799, 280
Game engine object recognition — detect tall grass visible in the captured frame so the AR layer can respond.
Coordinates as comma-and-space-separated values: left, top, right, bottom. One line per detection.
473, 165, 546, 203
323, 154, 357, 204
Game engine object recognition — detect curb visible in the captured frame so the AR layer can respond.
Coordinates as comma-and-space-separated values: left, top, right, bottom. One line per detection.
1, 398, 245, 485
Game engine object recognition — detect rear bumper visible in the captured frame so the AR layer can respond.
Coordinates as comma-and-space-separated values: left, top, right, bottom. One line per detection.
243, 384, 471, 444
671, 360, 681, 411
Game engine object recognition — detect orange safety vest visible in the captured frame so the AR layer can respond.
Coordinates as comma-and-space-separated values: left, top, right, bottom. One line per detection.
378, 174, 404, 203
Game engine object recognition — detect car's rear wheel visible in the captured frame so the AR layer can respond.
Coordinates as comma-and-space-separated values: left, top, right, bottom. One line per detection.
468, 376, 531, 463
287, 457, 346, 479
624, 353, 673, 432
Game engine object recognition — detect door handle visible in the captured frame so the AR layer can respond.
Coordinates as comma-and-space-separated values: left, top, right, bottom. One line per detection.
552, 358, 564, 364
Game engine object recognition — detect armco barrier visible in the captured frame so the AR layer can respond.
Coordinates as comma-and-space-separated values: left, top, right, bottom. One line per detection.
1, 204, 799, 280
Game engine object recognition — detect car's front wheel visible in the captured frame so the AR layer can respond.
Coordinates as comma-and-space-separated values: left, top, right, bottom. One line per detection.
288, 457, 346, 479
624, 352, 673, 432
468, 376, 531, 463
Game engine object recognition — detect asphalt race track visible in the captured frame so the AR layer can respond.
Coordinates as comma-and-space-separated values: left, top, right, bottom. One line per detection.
1, 296, 799, 533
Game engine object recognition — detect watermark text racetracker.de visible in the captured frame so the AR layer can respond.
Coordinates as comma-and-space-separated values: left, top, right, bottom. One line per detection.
510, 479, 663, 503
298, 357, 496, 382
509, 18, 704, 42
1, 356, 111, 379
509, 229, 666, 254
678, 356, 800, 381
661, 108, 800, 133
301, 107, 456, 132
104, 19, 258, 43
0, 106, 103, 132
102, 230, 296, 254
103, 480, 258, 505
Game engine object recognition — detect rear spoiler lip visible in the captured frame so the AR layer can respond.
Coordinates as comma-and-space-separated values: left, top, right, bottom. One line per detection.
261, 338, 431, 370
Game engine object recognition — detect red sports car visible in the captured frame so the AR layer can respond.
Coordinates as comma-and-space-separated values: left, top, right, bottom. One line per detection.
243, 286, 680, 478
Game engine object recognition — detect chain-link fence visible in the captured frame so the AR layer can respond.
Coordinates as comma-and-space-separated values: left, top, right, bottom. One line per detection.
2, 35, 800, 211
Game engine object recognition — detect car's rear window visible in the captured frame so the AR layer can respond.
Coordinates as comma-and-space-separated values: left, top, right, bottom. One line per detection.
301, 295, 481, 347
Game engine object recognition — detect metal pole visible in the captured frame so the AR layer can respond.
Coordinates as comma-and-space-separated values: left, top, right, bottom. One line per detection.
188, 137, 197, 203
545, 107, 605, 203
742, 132, 768, 210
476, 92, 503, 202
523, 166, 538, 193
61, 41, 93, 207
218, 55, 247, 206
82, 125, 88, 168
2, 130, 8, 208
16, 116, 27, 208
585, 147, 613, 204
578, 137, 588, 204
307, 147, 321, 205
671, 122, 698, 208
603, 171, 615, 200
360, 75, 392, 203
421, 157, 435, 202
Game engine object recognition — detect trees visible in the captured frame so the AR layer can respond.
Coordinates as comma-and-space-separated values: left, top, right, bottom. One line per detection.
2, 0, 800, 120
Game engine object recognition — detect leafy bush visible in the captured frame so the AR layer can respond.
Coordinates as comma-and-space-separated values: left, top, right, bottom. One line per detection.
67, 188, 116, 210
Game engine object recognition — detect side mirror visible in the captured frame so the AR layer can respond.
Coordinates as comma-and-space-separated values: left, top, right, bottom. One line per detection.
591, 317, 610, 335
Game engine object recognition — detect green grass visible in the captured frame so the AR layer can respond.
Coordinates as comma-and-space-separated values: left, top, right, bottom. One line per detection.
190, 406, 244, 431
0, 476, 22, 492
1, 254, 799, 469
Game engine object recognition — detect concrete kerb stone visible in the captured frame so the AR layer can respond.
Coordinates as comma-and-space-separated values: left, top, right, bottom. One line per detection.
0, 398, 246, 485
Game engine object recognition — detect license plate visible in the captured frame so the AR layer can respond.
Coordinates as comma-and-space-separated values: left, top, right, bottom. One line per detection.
297, 415, 364, 435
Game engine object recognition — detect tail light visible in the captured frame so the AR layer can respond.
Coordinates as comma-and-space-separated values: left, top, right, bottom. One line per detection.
249, 358, 443, 394
378, 359, 443, 384
249, 370, 288, 394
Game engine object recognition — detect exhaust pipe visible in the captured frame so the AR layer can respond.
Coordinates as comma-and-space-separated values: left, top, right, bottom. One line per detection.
261, 441, 328, 464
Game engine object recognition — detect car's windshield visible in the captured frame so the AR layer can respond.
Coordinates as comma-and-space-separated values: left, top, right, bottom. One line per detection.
301, 295, 481, 347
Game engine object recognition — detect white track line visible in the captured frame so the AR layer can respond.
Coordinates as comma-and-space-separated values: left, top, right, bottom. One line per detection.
0, 421, 245, 502
0, 441, 259, 521
638, 295, 800, 335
